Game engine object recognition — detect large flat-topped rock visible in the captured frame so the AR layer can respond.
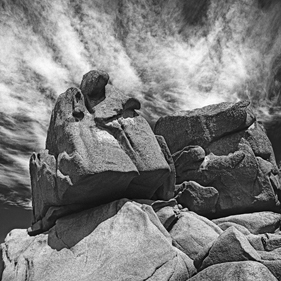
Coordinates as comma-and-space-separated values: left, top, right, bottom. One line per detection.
154, 100, 256, 154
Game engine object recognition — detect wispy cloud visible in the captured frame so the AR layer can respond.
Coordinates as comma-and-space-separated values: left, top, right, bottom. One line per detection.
1, 0, 281, 207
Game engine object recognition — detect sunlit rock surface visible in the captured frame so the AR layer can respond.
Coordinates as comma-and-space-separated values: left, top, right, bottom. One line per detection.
213, 212, 281, 235
189, 261, 278, 281
1, 200, 195, 281
169, 211, 222, 260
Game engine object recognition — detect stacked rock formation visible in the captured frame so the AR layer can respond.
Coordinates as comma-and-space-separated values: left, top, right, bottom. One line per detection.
1, 70, 281, 281
154, 101, 281, 217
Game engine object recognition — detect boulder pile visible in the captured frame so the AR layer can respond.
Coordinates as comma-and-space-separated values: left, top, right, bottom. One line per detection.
1, 70, 281, 281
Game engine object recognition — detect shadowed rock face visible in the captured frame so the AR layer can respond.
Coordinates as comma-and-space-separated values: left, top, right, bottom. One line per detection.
155, 101, 281, 217
29, 70, 171, 235
154, 101, 256, 154
263, 113, 281, 167
189, 261, 278, 281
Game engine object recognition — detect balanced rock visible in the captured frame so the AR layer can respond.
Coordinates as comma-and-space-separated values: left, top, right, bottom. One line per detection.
29, 70, 171, 234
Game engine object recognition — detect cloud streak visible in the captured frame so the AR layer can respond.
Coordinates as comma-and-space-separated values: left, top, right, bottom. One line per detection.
1, 0, 281, 207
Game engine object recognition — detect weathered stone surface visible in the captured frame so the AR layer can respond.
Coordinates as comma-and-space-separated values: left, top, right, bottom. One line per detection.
261, 260, 281, 281
154, 100, 255, 154
258, 249, 281, 280
154, 205, 178, 230
193, 241, 215, 270
205, 122, 281, 211
249, 231, 281, 252
198, 227, 260, 271
248, 232, 281, 252
29, 150, 58, 226
264, 114, 281, 168
188, 261, 278, 281
217, 222, 251, 235
155, 100, 280, 216
169, 211, 222, 260
182, 139, 278, 216
28, 204, 88, 236
258, 248, 281, 260
207, 122, 278, 170
10, 77, 281, 280
153, 135, 176, 200
79, 69, 109, 112
215, 222, 281, 251
176, 181, 219, 216
30, 70, 170, 234
2, 200, 195, 281
245, 122, 278, 171
179, 139, 279, 216
151, 199, 179, 230
173, 145, 205, 175
213, 212, 281, 234
247, 234, 266, 251
262, 233, 281, 251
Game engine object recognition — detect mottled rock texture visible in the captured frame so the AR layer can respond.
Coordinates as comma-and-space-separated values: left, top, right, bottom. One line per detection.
169, 211, 222, 260
213, 212, 281, 234
154, 100, 256, 154
1, 200, 195, 281
176, 181, 219, 216
29, 70, 171, 234
188, 261, 278, 281
155, 101, 281, 217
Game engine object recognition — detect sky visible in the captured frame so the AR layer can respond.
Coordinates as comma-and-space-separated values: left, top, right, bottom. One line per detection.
1, 0, 281, 245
